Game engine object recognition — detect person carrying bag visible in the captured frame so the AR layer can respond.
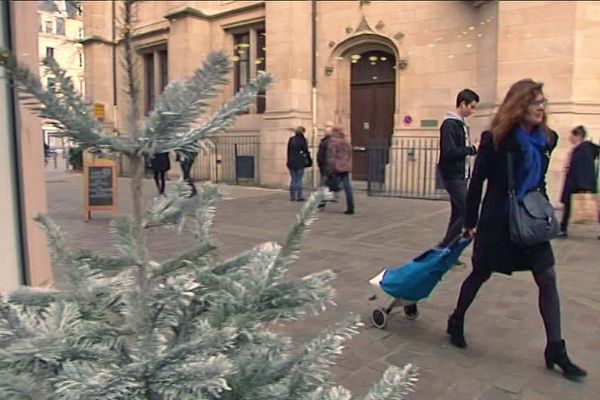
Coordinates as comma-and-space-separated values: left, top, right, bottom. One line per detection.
286, 126, 312, 201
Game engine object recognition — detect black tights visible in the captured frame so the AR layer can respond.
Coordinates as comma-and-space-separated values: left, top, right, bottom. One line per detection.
453, 267, 561, 343
153, 170, 166, 195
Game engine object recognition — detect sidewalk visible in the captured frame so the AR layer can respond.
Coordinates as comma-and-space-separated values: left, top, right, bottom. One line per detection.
45, 168, 599, 399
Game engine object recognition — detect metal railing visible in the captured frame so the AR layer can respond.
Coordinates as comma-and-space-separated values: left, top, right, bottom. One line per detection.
367, 136, 448, 200
190, 135, 260, 185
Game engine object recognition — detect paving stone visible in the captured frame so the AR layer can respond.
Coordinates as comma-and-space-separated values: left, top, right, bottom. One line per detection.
493, 374, 526, 394
478, 387, 519, 400
521, 388, 552, 400
342, 366, 384, 390
365, 360, 389, 374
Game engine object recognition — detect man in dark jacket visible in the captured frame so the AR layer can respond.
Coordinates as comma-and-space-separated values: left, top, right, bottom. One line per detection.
404, 90, 480, 321
438, 89, 480, 247
317, 121, 334, 178
316, 121, 336, 208
558, 125, 600, 238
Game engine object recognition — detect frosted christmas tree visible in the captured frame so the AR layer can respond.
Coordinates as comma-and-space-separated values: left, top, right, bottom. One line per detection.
0, 1, 417, 398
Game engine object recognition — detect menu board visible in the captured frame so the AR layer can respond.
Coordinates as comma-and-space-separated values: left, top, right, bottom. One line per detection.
88, 166, 114, 206
84, 159, 117, 221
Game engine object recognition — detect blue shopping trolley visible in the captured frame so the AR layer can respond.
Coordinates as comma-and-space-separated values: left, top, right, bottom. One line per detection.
369, 236, 472, 328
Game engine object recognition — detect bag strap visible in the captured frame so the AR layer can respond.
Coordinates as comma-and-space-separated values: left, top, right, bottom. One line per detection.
507, 151, 516, 195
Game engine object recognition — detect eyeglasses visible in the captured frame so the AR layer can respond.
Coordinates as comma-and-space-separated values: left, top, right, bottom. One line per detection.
529, 98, 549, 108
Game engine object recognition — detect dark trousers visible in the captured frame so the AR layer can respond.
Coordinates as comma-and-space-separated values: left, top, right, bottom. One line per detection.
153, 170, 166, 195
338, 172, 355, 211
560, 195, 572, 233
180, 158, 197, 196
317, 172, 354, 211
440, 178, 467, 247
289, 168, 305, 200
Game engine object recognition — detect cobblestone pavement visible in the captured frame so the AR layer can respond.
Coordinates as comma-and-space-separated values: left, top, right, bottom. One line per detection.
45, 167, 600, 399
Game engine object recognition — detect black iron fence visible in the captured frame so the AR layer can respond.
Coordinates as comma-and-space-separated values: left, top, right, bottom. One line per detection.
189, 135, 260, 185
367, 136, 448, 200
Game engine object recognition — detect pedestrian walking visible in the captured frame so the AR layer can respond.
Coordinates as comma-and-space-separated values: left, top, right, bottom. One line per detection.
286, 126, 312, 201
405, 89, 480, 320
558, 125, 600, 238
316, 121, 338, 208
176, 151, 197, 196
150, 152, 170, 196
325, 127, 354, 214
438, 89, 480, 248
447, 79, 586, 381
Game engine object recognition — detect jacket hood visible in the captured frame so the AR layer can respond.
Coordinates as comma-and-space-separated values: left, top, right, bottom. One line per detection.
443, 112, 466, 124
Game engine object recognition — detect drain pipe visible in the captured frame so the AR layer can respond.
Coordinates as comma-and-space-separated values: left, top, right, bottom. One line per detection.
311, 0, 318, 188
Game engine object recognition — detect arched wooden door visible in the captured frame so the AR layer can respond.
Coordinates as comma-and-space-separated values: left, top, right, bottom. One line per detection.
350, 50, 395, 181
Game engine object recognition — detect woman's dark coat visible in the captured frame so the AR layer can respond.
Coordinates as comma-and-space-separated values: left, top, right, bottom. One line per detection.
150, 152, 171, 172
286, 134, 311, 170
560, 141, 600, 204
465, 130, 558, 275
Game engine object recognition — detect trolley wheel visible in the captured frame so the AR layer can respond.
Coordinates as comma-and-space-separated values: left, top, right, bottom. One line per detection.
371, 308, 388, 329
403, 303, 419, 320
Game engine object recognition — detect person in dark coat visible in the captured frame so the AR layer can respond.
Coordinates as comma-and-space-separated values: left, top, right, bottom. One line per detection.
558, 125, 600, 237
447, 79, 586, 381
316, 121, 337, 208
176, 151, 197, 196
404, 90, 480, 320
150, 152, 170, 195
286, 126, 311, 201
438, 89, 480, 247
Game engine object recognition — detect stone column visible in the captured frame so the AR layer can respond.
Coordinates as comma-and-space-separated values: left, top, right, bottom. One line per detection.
7, 1, 52, 287
495, 1, 578, 204
259, 0, 313, 188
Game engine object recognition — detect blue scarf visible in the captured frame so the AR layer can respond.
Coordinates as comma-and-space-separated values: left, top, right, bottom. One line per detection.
513, 126, 548, 200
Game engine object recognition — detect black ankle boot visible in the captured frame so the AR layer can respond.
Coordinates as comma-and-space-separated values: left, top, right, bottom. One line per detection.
447, 314, 467, 348
544, 340, 587, 381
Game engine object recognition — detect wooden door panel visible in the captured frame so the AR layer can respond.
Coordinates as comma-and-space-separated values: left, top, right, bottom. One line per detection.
350, 85, 374, 180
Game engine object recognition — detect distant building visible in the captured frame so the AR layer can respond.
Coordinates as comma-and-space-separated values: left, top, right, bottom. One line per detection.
38, 0, 84, 149
81, 1, 600, 202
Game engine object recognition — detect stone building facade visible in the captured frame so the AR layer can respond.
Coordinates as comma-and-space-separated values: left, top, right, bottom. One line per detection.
81, 0, 600, 203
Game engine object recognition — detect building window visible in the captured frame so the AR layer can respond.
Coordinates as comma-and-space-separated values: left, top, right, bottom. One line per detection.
233, 33, 250, 94
158, 50, 168, 91
46, 47, 54, 59
256, 29, 266, 114
56, 17, 65, 35
44, 20, 53, 34
78, 52, 83, 67
143, 53, 155, 113
232, 28, 266, 114
78, 27, 84, 40
142, 48, 168, 114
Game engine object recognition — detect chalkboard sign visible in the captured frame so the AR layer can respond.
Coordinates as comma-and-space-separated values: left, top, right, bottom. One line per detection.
88, 166, 114, 206
84, 159, 117, 221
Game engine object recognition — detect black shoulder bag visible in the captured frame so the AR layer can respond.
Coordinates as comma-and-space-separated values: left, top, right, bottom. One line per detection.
507, 152, 560, 246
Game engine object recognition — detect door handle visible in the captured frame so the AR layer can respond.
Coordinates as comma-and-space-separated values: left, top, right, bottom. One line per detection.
353, 146, 366, 151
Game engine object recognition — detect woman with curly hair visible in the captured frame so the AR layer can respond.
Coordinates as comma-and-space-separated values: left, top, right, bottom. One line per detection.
446, 79, 587, 381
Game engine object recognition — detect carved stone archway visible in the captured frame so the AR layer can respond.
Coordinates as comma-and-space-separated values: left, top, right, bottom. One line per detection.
325, 32, 403, 149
